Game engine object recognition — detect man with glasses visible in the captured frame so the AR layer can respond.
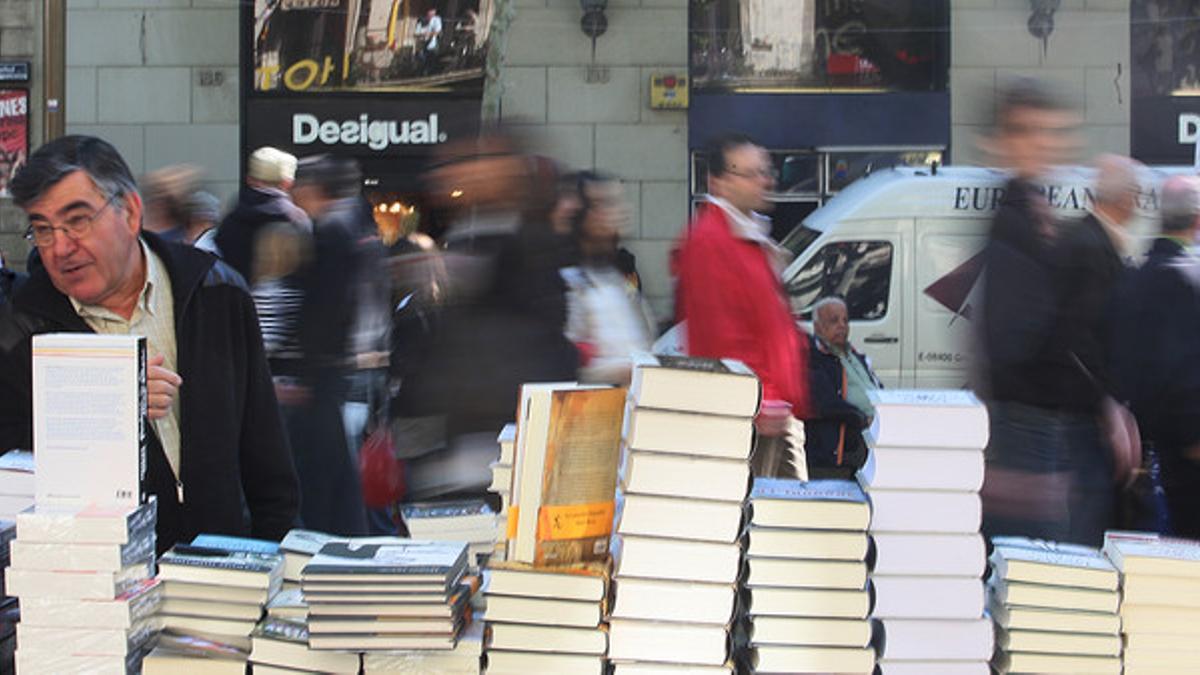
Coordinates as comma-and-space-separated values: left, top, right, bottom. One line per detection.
0, 135, 299, 552
674, 132, 813, 478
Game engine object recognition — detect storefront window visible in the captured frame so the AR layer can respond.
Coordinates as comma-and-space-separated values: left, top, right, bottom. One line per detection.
1131, 1, 1200, 164
690, 0, 948, 93
825, 149, 942, 193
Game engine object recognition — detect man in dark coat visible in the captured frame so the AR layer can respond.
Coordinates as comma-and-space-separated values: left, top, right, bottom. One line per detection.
214, 146, 310, 282
0, 250, 22, 306
0, 135, 299, 552
1111, 176, 1200, 536
805, 297, 881, 478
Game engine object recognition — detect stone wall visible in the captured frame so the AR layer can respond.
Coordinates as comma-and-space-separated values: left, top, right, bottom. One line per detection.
950, 0, 1131, 165
498, 0, 688, 320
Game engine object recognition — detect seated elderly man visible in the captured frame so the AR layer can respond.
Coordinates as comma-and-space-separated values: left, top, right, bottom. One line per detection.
804, 296, 882, 478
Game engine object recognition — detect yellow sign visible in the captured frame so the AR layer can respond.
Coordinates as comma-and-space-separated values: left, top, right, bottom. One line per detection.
650, 73, 689, 110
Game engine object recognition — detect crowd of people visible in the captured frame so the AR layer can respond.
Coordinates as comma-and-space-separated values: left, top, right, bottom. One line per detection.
0, 88, 1198, 551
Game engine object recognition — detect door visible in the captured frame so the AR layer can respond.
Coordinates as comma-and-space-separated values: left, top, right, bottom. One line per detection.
786, 227, 906, 386
912, 218, 989, 388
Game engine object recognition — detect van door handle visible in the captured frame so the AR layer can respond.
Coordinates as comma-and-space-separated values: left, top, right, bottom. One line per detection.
863, 335, 898, 344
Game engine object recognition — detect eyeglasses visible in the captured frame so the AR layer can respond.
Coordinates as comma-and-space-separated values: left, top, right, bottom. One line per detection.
726, 166, 778, 181
24, 194, 121, 248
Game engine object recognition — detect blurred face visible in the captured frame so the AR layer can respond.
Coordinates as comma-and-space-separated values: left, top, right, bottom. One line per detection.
25, 171, 144, 311
581, 180, 629, 246
815, 301, 850, 350
997, 106, 1079, 180
710, 144, 774, 214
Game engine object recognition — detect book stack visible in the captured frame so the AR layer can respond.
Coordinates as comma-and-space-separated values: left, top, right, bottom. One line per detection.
741, 478, 875, 674
489, 424, 516, 562
987, 537, 1121, 674
301, 539, 471, 651
607, 354, 760, 674
482, 562, 609, 674
401, 499, 498, 568
858, 390, 992, 675
6, 499, 158, 674
1104, 530, 1200, 674
155, 541, 284, 653
249, 617, 361, 674
0, 450, 34, 520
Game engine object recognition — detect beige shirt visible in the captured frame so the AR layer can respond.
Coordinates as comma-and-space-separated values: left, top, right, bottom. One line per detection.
70, 239, 181, 479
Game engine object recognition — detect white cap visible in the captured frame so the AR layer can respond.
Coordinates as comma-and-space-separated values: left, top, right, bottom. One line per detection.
247, 146, 298, 185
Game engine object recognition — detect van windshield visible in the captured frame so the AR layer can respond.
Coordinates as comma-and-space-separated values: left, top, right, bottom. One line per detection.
779, 225, 822, 259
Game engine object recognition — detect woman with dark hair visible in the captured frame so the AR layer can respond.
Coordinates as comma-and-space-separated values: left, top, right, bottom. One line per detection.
561, 172, 656, 385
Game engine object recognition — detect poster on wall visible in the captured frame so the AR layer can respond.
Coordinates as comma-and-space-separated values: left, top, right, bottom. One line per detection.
1131, 0, 1200, 165
0, 89, 27, 198
253, 0, 494, 93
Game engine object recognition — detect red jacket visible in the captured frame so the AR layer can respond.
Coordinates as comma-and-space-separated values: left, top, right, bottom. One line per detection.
675, 203, 812, 418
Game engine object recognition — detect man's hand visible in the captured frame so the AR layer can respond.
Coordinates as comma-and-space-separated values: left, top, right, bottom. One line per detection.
147, 354, 182, 420
755, 399, 792, 437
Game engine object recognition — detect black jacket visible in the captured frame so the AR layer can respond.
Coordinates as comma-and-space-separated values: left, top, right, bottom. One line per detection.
1052, 213, 1128, 410
804, 332, 877, 471
214, 185, 310, 283
0, 233, 300, 551
1112, 237, 1200, 450
0, 267, 22, 306
294, 198, 360, 377
981, 178, 1078, 409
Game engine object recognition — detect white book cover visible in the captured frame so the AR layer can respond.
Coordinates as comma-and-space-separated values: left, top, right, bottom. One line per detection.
32, 334, 147, 510
870, 576, 985, 619
867, 489, 981, 534
867, 390, 988, 449
869, 533, 986, 577
859, 445, 985, 492
876, 617, 994, 661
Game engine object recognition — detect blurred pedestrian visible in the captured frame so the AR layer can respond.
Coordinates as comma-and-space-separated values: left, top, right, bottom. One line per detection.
978, 79, 1092, 544
395, 129, 578, 500
674, 132, 812, 478
186, 190, 222, 252
1111, 176, 1200, 536
0, 248, 23, 306
805, 296, 881, 478
1052, 154, 1142, 544
561, 172, 656, 385
141, 165, 200, 242
286, 155, 368, 536
216, 146, 309, 282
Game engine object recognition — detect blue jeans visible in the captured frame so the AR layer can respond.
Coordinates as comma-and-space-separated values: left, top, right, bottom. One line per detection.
981, 401, 1113, 547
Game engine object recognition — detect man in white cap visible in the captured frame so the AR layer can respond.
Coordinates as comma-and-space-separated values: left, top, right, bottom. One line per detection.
1111, 175, 1200, 536
214, 146, 310, 283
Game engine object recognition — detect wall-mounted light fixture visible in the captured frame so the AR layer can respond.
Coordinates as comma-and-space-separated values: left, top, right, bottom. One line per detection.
580, 0, 608, 40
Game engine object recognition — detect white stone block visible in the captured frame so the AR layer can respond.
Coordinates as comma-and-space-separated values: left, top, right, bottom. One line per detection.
67, 0, 98, 9
995, 67, 1085, 109
0, 0, 34, 28
499, 67, 547, 123
507, 7, 686, 67
144, 124, 239, 180
950, 124, 990, 167
1084, 64, 1128, 125
524, 123, 595, 169
548, 66, 640, 124
595, 124, 685, 181
1081, 124, 1129, 158
0, 27, 32, 56
64, 123, 145, 174
950, 67, 996, 126
639, 180, 687, 240
1041, 11, 1129, 69
951, 9, 1042, 68
66, 10, 143, 66
192, 67, 239, 124
97, 67, 191, 124
144, 9, 238, 67
66, 67, 97, 125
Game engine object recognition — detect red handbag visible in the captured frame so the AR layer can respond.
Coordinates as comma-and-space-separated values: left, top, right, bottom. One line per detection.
359, 425, 405, 508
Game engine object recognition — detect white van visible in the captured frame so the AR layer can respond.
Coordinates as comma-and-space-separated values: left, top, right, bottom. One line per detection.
657, 165, 1192, 388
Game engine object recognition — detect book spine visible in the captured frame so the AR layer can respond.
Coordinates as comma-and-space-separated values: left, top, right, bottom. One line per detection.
136, 337, 147, 501
162, 558, 274, 574
302, 565, 453, 577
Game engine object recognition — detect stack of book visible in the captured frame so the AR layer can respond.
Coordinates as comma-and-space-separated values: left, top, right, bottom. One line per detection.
301, 539, 471, 651
6, 499, 158, 674
155, 541, 284, 654
483, 562, 609, 674
741, 478, 875, 674
0, 520, 15, 610
143, 630, 254, 674
1104, 530, 1200, 673
607, 354, 760, 674
987, 537, 1121, 674
489, 424, 516, 562
249, 617, 361, 674
401, 499, 498, 568
363, 618, 484, 674
859, 390, 992, 674
0, 450, 34, 520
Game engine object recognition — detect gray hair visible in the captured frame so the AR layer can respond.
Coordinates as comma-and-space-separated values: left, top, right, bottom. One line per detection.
1093, 154, 1141, 206
1160, 175, 1200, 233
811, 296, 846, 321
10, 135, 138, 208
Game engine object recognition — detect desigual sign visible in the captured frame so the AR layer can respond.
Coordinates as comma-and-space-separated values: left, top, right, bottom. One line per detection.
292, 113, 447, 151
1181, 113, 1200, 145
